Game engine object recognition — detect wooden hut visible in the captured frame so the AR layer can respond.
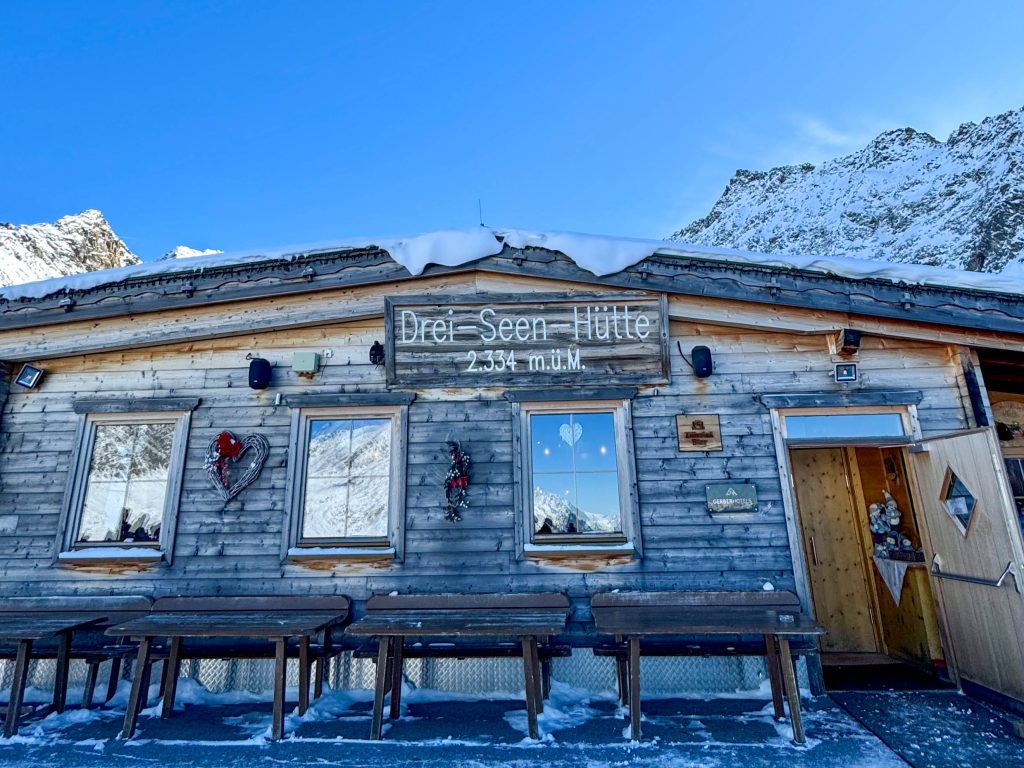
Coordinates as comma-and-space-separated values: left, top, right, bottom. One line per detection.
0, 230, 1022, 705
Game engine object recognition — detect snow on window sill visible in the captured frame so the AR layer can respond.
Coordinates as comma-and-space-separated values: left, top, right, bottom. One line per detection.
523, 542, 637, 559
286, 546, 396, 563
58, 548, 164, 566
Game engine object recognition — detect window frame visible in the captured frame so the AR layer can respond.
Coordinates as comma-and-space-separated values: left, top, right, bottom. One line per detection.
283, 404, 408, 562
56, 408, 193, 565
511, 396, 642, 560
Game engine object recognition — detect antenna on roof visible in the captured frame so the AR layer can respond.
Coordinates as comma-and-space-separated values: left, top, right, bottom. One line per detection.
478, 198, 486, 228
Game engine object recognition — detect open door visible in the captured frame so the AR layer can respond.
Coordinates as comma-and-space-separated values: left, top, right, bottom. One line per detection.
908, 428, 1024, 705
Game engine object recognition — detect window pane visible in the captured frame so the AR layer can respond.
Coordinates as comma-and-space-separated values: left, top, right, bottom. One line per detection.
575, 472, 622, 533
301, 416, 392, 541
349, 419, 391, 475
530, 415, 574, 473
786, 413, 905, 439
307, 420, 352, 478
301, 477, 350, 539
573, 413, 618, 472
77, 422, 174, 544
533, 473, 576, 534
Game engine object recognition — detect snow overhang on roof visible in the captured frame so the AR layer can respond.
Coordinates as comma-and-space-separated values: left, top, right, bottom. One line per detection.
0, 228, 1022, 337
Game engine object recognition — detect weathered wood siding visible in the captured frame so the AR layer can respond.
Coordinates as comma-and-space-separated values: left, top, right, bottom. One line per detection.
0, 304, 971, 623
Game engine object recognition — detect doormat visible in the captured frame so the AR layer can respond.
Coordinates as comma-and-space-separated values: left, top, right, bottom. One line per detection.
831, 690, 1024, 768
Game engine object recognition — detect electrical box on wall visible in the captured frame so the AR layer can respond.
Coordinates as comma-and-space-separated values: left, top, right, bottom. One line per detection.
292, 351, 320, 375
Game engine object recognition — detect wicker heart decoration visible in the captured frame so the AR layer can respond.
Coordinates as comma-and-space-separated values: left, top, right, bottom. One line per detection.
204, 431, 270, 502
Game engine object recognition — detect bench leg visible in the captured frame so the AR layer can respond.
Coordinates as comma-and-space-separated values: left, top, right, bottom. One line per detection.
120, 637, 152, 740
530, 637, 543, 715
628, 636, 641, 741
3, 639, 33, 738
764, 634, 785, 721
161, 638, 182, 718
805, 650, 826, 696
314, 657, 326, 700
272, 638, 287, 741
389, 637, 404, 720
298, 636, 311, 716
105, 656, 123, 704
541, 658, 552, 702
615, 656, 629, 706
777, 637, 805, 745
370, 636, 391, 740
83, 661, 100, 710
50, 629, 72, 714
520, 637, 540, 740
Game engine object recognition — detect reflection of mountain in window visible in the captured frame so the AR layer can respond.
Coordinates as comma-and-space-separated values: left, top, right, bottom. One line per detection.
302, 419, 391, 540
78, 422, 174, 544
530, 412, 621, 536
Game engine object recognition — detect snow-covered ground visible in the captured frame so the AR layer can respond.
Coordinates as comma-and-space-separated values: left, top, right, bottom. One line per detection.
2, 676, 1020, 767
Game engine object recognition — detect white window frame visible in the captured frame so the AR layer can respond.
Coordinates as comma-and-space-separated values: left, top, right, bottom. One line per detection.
56, 409, 192, 566
512, 397, 642, 560
283, 405, 407, 562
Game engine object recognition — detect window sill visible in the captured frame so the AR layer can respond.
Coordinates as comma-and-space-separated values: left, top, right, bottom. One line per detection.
286, 546, 397, 564
523, 542, 637, 560
57, 548, 164, 567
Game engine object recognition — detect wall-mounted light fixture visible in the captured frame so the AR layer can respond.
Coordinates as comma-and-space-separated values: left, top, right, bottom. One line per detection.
370, 341, 385, 367
834, 362, 858, 382
15, 364, 44, 389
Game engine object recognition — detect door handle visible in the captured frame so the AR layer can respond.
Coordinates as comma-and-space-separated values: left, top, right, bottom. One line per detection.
809, 536, 820, 566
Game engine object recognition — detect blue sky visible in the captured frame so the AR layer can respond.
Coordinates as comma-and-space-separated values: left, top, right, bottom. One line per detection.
2, 1, 1023, 260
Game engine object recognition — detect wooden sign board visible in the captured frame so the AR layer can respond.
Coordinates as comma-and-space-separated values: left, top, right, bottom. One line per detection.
706, 483, 759, 514
385, 294, 669, 388
676, 414, 723, 451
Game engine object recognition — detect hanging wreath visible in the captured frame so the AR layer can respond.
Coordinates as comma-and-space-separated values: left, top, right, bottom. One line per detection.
203, 430, 270, 503
444, 440, 471, 522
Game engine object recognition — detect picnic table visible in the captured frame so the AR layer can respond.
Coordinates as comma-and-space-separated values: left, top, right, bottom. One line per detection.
0, 596, 152, 738
591, 591, 825, 744
107, 596, 350, 741
345, 593, 570, 740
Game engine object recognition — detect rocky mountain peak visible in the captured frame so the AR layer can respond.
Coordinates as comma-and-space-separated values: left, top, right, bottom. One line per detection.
672, 104, 1024, 273
0, 209, 139, 288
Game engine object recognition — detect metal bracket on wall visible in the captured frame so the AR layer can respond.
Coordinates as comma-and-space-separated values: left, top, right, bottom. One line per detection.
930, 554, 1021, 594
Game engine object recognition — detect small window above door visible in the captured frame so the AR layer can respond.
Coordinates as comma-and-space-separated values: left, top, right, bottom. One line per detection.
786, 413, 906, 441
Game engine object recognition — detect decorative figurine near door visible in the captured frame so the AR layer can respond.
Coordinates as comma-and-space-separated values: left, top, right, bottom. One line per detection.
868, 490, 923, 561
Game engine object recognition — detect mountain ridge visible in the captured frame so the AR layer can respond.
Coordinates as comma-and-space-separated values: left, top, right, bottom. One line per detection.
671, 105, 1024, 273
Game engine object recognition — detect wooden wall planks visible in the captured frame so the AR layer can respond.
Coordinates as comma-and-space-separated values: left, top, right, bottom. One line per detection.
0, 310, 971, 611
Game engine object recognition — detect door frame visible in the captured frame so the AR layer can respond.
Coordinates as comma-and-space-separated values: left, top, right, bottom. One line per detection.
770, 404, 922, 620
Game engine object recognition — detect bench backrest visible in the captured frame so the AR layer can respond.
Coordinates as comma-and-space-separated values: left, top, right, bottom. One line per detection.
366, 592, 569, 612
0, 595, 153, 629
590, 590, 801, 610
152, 595, 351, 615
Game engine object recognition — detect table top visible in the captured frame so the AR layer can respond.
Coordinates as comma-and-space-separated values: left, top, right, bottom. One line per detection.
591, 605, 825, 637
0, 614, 104, 641
106, 611, 348, 639
345, 609, 569, 638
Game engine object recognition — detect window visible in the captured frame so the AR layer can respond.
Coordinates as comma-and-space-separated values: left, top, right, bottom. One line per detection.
285, 405, 407, 560
785, 413, 906, 440
58, 403, 195, 565
512, 395, 641, 558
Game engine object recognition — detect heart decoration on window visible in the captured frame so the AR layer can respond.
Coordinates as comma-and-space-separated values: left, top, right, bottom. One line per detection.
203, 430, 270, 503
559, 422, 583, 447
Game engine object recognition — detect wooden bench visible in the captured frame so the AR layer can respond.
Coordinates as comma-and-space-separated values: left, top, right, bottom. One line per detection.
346, 592, 571, 740
590, 590, 825, 744
107, 595, 351, 740
0, 595, 152, 736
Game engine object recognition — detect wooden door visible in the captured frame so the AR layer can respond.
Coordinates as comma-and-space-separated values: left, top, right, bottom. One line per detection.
791, 448, 879, 653
908, 429, 1024, 703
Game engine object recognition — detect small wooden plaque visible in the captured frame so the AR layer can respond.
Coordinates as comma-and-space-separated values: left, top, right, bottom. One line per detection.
676, 414, 722, 452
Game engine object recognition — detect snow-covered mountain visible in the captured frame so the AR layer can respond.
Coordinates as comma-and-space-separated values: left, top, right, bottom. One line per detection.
160, 245, 224, 261
0, 210, 140, 287
671, 105, 1024, 273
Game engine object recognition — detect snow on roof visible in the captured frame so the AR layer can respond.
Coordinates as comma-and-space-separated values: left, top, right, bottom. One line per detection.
1, 227, 1022, 302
